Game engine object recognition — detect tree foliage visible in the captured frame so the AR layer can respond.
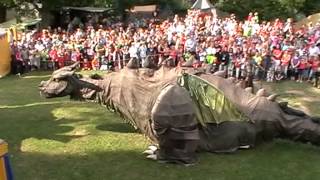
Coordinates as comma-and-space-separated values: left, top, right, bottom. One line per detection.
215, 0, 320, 20
0, 0, 319, 21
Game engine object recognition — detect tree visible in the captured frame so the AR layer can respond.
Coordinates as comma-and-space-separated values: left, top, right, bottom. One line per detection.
301, 0, 320, 16
1, 0, 319, 25
215, 0, 320, 20
0, 0, 15, 23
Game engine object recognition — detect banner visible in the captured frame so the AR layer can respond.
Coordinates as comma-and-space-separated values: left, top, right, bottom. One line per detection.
0, 31, 11, 78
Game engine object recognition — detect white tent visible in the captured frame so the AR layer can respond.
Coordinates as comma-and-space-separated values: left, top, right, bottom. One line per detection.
191, 0, 215, 10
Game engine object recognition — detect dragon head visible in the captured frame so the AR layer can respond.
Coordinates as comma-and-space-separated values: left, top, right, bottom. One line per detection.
39, 63, 80, 98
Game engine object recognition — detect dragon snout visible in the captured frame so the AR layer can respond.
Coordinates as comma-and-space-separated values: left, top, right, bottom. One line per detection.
38, 81, 47, 88
38, 81, 49, 94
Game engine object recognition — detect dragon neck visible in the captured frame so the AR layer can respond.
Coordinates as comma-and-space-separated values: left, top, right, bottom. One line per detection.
70, 77, 105, 101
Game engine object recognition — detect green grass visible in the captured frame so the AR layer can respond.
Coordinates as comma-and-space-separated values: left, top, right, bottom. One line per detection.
1, 71, 320, 180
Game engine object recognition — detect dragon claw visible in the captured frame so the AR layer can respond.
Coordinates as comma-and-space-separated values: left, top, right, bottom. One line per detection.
146, 154, 158, 160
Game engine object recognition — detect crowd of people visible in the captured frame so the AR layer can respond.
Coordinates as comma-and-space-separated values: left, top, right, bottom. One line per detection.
10, 9, 320, 87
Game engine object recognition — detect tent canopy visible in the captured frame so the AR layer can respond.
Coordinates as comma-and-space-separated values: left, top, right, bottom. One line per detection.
62, 6, 112, 13
0, 18, 41, 30
191, 0, 215, 10
130, 5, 157, 13
294, 13, 320, 29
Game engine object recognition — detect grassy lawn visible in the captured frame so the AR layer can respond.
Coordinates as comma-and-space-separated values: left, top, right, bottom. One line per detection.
1, 71, 320, 180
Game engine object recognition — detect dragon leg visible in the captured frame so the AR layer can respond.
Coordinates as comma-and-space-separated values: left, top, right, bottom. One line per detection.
198, 122, 257, 153
151, 84, 200, 165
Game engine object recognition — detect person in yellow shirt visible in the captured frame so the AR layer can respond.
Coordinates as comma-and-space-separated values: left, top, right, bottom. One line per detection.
252, 50, 263, 80
205, 54, 217, 73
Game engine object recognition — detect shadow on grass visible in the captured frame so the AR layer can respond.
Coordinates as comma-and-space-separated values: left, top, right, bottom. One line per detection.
12, 141, 320, 180
0, 101, 119, 152
96, 123, 136, 133
14, 150, 155, 180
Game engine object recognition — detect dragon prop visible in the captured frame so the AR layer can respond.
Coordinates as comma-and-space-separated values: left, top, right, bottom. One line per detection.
39, 62, 320, 165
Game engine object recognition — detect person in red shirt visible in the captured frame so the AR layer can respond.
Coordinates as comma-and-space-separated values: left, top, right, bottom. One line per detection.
49, 46, 58, 70
273, 18, 283, 30
297, 56, 309, 83
247, 12, 253, 22
57, 49, 66, 69
82, 58, 92, 70
169, 45, 178, 66
272, 45, 283, 71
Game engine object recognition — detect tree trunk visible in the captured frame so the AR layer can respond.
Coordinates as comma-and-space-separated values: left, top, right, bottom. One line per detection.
0, 4, 7, 23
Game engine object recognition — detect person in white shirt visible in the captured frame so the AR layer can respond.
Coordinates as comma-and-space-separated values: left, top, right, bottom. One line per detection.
198, 47, 206, 63
35, 41, 45, 52
176, 21, 185, 34
129, 43, 139, 59
309, 44, 320, 57
185, 36, 196, 53
139, 42, 148, 67
206, 43, 216, 55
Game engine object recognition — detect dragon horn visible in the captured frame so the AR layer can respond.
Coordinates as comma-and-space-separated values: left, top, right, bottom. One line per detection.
256, 88, 266, 97
146, 154, 158, 160
235, 81, 242, 88
267, 94, 280, 101
227, 77, 236, 83
69, 62, 80, 70
245, 87, 253, 93
148, 145, 158, 151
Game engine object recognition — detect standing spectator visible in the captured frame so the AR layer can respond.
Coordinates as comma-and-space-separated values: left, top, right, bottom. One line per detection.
57, 49, 66, 68
139, 42, 148, 68
219, 46, 230, 71
227, 48, 236, 78
21, 46, 30, 72
49, 46, 58, 70
91, 55, 100, 70
113, 45, 123, 69
32, 50, 41, 70
252, 12, 259, 24
129, 42, 139, 59
235, 54, 243, 80
309, 44, 320, 57
313, 57, 320, 88
14, 47, 24, 75
297, 56, 308, 82
290, 52, 301, 81
271, 45, 283, 72
247, 12, 253, 22
185, 35, 197, 53
309, 55, 320, 82
281, 50, 292, 79
252, 50, 263, 80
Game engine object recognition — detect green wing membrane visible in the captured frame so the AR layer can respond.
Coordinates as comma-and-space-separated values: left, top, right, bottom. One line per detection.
178, 74, 249, 126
